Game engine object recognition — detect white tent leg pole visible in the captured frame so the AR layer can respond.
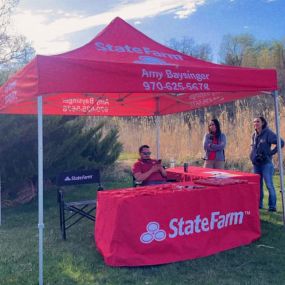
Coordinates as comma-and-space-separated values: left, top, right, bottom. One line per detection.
155, 116, 160, 159
273, 91, 285, 226
37, 96, 44, 285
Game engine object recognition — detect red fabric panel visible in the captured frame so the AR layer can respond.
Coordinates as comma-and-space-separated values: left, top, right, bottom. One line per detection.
95, 181, 260, 266
35, 56, 277, 95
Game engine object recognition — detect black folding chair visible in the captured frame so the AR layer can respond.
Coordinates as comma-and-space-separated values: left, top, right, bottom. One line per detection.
57, 169, 103, 240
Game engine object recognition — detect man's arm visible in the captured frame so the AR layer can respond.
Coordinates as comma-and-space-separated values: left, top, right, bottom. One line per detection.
134, 167, 155, 182
133, 164, 165, 182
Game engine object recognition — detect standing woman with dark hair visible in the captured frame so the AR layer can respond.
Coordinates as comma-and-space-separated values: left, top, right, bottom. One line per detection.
250, 116, 284, 211
203, 118, 227, 169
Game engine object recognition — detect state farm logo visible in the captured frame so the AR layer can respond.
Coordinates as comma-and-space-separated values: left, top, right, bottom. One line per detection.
140, 222, 166, 244
64, 175, 93, 182
140, 211, 249, 244
95, 41, 184, 62
134, 55, 170, 65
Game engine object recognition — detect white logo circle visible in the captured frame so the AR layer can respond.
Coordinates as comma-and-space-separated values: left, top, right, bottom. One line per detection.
147, 222, 159, 233
140, 221, 166, 244
140, 232, 154, 244
154, 230, 166, 241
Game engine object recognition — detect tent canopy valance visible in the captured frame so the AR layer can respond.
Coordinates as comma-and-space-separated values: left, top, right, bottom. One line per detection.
0, 17, 277, 116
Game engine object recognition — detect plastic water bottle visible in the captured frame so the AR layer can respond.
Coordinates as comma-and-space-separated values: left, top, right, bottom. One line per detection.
183, 162, 188, 172
170, 158, 175, 168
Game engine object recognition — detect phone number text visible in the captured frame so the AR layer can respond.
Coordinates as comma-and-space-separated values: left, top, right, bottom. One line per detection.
143, 81, 210, 92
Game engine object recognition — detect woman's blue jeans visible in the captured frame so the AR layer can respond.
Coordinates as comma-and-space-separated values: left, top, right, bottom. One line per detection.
253, 162, 276, 210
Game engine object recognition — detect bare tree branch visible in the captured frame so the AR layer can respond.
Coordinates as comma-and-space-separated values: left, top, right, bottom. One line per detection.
0, 0, 35, 68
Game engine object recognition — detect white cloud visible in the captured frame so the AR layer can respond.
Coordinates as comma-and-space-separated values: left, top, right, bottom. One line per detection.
11, 0, 206, 55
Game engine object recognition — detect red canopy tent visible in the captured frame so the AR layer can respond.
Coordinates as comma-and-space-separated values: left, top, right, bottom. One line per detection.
0, 17, 278, 116
0, 17, 284, 284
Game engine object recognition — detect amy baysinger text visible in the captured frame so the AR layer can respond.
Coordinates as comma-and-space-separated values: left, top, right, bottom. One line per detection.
141, 68, 210, 82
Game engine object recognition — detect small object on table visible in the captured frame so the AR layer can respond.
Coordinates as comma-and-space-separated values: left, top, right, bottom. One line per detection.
183, 162, 188, 173
194, 177, 248, 186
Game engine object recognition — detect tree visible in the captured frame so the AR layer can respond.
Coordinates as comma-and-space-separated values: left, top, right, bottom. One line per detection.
0, 115, 123, 206
271, 41, 285, 101
219, 34, 255, 66
0, 0, 35, 85
271, 42, 285, 69
43, 116, 123, 178
219, 34, 259, 121
167, 37, 212, 61
0, 115, 37, 204
0, 0, 34, 65
241, 47, 258, 67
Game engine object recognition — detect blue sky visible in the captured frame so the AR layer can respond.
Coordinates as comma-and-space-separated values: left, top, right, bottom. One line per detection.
11, 0, 285, 62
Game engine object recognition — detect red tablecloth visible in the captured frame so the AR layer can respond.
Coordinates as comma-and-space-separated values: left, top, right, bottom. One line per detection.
166, 166, 260, 183
95, 181, 260, 267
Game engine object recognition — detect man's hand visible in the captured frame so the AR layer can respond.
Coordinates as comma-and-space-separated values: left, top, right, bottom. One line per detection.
151, 164, 162, 172
153, 164, 167, 177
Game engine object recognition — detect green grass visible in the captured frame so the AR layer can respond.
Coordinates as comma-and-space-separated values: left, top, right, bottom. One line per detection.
118, 152, 137, 161
1, 178, 285, 285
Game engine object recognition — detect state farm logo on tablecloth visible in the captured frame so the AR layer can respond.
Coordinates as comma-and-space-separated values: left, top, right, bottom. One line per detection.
140, 211, 250, 244
140, 222, 167, 244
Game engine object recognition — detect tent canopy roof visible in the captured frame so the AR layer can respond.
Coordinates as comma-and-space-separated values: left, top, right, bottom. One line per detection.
0, 17, 277, 116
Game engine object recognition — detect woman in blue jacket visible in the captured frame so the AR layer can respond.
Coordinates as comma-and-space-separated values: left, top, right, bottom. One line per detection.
203, 118, 227, 169
250, 116, 284, 211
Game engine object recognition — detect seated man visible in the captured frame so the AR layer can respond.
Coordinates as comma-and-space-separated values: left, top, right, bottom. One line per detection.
132, 145, 167, 186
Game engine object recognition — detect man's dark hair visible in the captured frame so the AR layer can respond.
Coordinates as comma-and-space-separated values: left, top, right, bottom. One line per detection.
139, 145, 150, 153
259, 116, 268, 129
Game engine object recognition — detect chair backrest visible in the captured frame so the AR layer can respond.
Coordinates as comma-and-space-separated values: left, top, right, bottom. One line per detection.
57, 169, 102, 190
56, 169, 102, 240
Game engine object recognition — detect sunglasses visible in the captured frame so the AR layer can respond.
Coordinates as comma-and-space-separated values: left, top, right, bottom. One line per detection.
141, 151, 151, 155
